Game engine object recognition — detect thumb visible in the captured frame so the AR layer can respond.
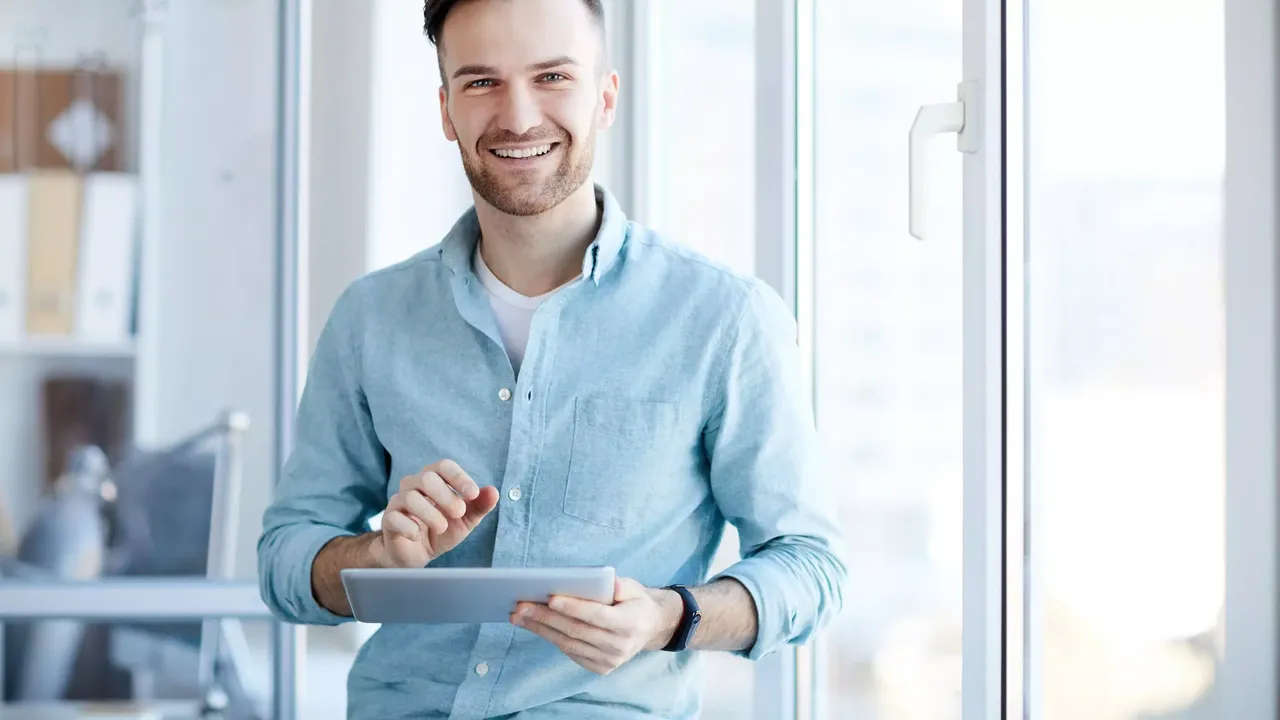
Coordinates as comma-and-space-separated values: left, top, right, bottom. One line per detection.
461, 485, 500, 530
614, 576, 648, 603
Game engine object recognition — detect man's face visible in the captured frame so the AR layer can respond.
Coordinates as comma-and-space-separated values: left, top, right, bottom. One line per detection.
438, 0, 618, 217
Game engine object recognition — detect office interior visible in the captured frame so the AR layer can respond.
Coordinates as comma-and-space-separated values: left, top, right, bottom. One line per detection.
0, 0, 1274, 718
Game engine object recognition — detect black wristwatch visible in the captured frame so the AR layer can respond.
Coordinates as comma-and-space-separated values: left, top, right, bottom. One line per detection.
661, 584, 701, 652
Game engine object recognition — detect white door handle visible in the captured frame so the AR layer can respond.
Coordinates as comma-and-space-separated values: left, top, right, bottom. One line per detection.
909, 80, 979, 240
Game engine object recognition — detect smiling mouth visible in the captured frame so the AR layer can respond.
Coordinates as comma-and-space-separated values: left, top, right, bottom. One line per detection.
490, 143, 558, 159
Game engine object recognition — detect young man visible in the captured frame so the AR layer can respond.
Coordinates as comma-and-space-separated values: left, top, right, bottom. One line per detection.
257, 0, 847, 717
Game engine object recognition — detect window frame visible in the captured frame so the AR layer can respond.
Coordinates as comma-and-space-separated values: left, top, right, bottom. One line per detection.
1222, 0, 1280, 715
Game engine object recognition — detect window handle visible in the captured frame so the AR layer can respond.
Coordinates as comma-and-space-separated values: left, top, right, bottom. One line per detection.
909, 80, 979, 240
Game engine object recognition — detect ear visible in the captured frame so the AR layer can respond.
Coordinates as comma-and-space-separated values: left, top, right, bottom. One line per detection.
597, 69, 620, 130
440, 85, 458, 141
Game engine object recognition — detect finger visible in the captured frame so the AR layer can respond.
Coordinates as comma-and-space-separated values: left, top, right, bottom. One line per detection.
431, 459, 479, 500
397, 489, 450, 535
548, 595, 625, 632
515, 603, 625, 656
461, 486, 500, 530
404, 472, 467, 519
381, 508, 421, 541
515, 613, 617, 672
613, 577, 648, 603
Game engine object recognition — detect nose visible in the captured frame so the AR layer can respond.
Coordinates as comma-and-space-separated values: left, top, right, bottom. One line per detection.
496, 83, 542, 137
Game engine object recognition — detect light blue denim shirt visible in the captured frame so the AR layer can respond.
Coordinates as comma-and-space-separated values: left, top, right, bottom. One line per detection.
258, 186, 847, 719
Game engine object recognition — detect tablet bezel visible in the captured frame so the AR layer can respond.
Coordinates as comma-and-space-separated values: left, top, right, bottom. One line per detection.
339, 565, 617, 625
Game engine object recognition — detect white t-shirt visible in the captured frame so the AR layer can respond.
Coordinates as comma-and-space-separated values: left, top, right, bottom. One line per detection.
473, 247, 565, 374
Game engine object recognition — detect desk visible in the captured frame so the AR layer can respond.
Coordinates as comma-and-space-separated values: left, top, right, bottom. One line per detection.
1, 701, 200, 720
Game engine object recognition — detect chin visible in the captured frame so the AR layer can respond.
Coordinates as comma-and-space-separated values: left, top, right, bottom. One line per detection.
462, 149, 593, 218
476, 175, 590, 217
486, 188, 567, 217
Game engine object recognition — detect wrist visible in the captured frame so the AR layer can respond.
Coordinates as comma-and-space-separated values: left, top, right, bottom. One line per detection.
646, 588, 684, 651
367, 532, 390, 568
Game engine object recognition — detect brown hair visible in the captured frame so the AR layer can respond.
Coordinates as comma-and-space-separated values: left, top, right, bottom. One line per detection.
423, 0, 606, 47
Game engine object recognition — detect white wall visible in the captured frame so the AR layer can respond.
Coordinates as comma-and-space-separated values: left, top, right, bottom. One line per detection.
308, 0, 375, 354
143, 0, 282, 579
365, 0, 473, 272
308, 0, 475, 351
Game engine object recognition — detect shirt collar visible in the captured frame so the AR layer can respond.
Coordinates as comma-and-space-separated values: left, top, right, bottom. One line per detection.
440, 183, 629, 286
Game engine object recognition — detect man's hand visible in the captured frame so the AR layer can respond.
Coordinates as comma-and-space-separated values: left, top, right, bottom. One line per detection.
375, 459, 500, 568
511, 577, 682, 675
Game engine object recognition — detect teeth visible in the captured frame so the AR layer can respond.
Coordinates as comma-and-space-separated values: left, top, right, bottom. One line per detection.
494, 144, 553, 159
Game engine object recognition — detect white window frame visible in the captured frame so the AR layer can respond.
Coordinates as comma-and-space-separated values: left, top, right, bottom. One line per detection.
1222, 0, 1279, 715
960, 0, 1016, 716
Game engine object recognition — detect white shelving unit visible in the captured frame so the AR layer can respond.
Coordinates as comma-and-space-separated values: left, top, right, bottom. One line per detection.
0, 0, 150, 545
0, 338, 137, 359
0, 0, 283, 580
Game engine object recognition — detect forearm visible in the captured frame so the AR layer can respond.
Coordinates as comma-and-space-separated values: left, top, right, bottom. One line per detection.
311, 532, 382, 617
652, 577, 758, 653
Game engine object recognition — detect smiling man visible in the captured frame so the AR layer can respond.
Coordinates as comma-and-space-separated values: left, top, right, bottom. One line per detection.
256, 0, 848, 718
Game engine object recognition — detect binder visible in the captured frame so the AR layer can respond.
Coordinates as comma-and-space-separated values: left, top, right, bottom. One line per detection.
76, 172, 137, 341
26, 170, 83, 336
0, 70, 15, 173
0, 175, 29, 341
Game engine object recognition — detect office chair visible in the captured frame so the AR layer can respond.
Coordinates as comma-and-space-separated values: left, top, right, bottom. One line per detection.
1, 411, 264, 719
105, 409, 265, 719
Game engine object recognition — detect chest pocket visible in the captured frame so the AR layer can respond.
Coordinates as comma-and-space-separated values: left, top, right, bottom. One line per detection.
562, 396, 684, 530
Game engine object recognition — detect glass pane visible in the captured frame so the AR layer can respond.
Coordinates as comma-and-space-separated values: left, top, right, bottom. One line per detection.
652, 0, 756, 278
651, 2, 756, 716
1027, 1, 1225, 718
0, 0, 287, 711
813, 0, 964, 717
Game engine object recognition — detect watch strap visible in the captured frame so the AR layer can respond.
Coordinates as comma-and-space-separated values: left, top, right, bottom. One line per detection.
661, 584, 701, 652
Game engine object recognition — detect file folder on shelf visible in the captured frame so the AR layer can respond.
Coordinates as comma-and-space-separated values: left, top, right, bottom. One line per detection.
76, 172, 137, 341
26, 170, 83, 336
0, 175, 29, 341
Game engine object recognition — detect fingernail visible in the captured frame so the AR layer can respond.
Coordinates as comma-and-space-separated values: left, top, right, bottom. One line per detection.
519, 606, 533, 618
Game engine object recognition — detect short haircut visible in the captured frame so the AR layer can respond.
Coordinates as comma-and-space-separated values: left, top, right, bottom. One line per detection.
423, 0, 607, 82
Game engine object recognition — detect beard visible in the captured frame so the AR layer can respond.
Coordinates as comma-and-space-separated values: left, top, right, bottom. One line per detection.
458, 124, 596, 217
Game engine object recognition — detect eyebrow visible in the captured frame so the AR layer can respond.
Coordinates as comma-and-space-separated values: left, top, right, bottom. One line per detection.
451, 56, 581, 80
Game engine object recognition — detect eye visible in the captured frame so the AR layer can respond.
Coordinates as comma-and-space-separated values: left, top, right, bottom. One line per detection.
467, 78, 494, 89
539, 72, 567, 83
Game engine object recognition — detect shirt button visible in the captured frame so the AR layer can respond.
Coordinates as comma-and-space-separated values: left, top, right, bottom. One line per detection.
508, 487, 522, 501
475, 661, 489, 676
498, 388, 512, 402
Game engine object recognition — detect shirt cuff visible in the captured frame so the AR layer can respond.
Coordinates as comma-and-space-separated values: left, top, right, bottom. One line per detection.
262, 523, 357, 626
712, 555, 798, 661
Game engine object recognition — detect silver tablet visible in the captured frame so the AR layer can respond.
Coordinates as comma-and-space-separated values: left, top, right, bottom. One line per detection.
340, 566, 616, 624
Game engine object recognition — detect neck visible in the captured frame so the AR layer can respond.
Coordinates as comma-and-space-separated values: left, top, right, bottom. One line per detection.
474, 183, 601, 297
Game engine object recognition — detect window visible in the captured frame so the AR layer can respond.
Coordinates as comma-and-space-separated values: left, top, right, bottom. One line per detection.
812, 0, 964, 716
1027, 0, 1226, 717
647, 0, 756, 277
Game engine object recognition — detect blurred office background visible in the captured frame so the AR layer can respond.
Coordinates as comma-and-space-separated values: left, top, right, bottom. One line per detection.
0, 0, 1252, 718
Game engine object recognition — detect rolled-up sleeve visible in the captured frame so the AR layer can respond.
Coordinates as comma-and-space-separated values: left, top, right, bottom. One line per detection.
705, 280, 849, 660
257, 283, 388, 625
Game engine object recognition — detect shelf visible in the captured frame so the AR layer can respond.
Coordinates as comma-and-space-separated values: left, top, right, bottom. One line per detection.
0, 336, 136, 359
